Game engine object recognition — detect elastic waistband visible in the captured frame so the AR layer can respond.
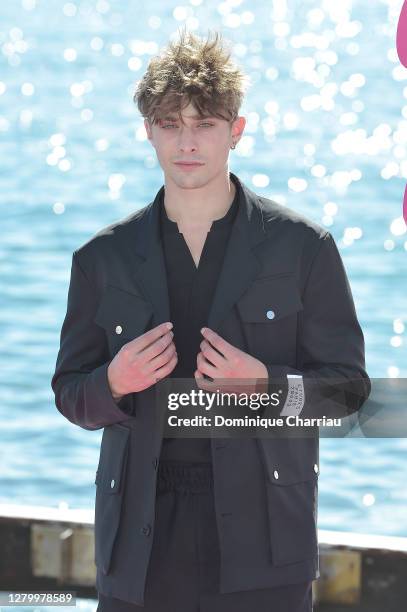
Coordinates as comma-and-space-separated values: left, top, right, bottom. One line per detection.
157, 460, 213, 493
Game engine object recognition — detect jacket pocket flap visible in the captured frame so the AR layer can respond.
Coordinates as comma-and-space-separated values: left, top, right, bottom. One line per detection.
258, 438, 319, 485
236, 274, 303, 323
95, 423, 130, 494
94, 284, 153, 338
265, 462, 319, 486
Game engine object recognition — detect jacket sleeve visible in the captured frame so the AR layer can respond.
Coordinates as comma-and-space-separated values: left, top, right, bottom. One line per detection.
51, 251, 133, 430
263, 231, 371, 420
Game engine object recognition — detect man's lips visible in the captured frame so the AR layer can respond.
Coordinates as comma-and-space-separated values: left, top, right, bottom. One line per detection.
174, 162, 205, 166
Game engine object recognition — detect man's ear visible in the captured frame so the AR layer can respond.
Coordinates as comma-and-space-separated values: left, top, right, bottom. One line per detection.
232, 115, 246, 146
144, 118, 154, 146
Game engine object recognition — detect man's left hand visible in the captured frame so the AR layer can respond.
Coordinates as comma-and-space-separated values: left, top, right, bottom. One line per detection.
194, 327, 269, 395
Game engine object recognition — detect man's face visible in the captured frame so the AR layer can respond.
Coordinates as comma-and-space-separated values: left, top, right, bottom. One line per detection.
144, 102, 245, 189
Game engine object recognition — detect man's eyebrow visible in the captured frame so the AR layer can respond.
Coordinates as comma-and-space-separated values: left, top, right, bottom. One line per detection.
160, 115, 215, 121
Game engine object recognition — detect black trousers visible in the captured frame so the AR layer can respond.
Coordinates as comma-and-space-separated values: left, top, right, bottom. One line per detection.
97, 460, 313, 612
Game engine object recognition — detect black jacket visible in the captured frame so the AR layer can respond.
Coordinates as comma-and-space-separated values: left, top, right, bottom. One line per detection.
51, 171, 371, 605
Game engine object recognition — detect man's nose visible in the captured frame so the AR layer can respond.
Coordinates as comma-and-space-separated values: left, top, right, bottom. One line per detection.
177, 128, 199, 151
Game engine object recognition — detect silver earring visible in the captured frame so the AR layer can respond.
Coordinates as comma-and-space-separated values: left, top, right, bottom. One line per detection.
231, 141, 236, 149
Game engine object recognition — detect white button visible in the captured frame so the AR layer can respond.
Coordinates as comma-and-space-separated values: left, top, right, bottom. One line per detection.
266, 310, 275, 320
115, 325, 123, 334
273, 470, 279, 479
314, 464, 318, 473
110, 479, 115, 488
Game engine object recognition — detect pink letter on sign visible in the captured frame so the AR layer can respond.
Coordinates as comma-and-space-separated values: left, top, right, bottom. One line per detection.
396, 2, 407, 221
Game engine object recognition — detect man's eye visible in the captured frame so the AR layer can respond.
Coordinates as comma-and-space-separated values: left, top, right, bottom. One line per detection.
161, 123, 214, 129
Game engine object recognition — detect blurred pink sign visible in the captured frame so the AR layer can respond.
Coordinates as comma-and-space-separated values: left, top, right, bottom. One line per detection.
396, 1, 407, 222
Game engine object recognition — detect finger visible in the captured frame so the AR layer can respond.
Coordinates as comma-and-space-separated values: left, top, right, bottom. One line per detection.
152, 351, 178, 382
200, 339, 226, 368
142, 331, 174, 362
200, 327, 234, 360
194, 369, 218, 392
136, 322, 173, 352
148, 341, 177, 372
197, 351, 218, 378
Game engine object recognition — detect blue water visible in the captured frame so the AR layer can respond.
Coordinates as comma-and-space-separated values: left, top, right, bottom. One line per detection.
1, 0, 407, 609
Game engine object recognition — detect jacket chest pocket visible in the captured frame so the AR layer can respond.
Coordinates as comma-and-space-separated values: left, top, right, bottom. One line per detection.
94, 422, 131, 575
236, 274, 303, 363
257, 437, 319, 566
94, 284, 154, 357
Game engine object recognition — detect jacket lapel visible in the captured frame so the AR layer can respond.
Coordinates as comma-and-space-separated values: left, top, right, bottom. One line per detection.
132, 185, 171, 328
132, 171, 268, 332
206, 179, 265, 332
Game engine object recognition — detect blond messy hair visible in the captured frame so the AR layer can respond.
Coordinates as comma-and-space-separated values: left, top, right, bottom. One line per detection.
133, 26, 250, 126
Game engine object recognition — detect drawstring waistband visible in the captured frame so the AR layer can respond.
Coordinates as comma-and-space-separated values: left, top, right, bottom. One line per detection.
157, 460, 213, 494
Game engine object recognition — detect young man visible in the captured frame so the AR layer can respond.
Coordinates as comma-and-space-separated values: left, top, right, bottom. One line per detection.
51, 29, 370, 611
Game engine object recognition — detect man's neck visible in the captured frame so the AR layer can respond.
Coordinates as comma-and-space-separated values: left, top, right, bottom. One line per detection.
162, 173, 236, 233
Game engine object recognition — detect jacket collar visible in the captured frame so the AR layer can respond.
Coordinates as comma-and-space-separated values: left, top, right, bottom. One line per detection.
133, 171, 268, 333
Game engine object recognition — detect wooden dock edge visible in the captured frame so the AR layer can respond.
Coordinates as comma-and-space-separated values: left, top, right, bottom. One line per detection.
1, 504, 406, 610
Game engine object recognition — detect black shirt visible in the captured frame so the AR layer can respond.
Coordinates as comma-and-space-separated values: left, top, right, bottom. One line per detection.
158, 176, 239, 463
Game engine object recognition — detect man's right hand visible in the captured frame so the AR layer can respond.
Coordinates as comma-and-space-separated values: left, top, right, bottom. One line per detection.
107, 322, 177, 401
